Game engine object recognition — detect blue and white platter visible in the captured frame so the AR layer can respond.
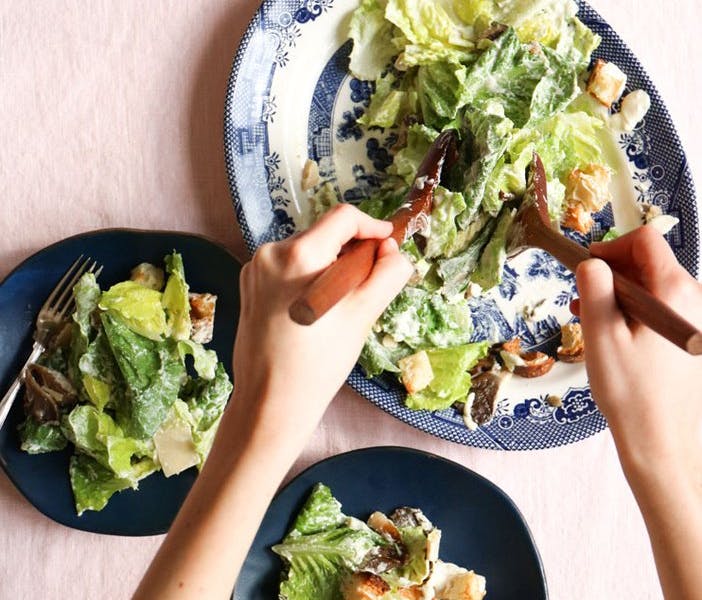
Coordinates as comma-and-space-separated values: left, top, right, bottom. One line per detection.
0, 230, 241, 535
234, 446, 547, 599
224, 0, 700, 450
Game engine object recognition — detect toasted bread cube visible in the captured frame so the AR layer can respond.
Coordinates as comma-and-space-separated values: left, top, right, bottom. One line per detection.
429, 561, 487, 600
130, 262, 165, 290
398, 350, 434, 394
587, 59, 627, 107
189, 292, 217, 343
566, 164, 612, 213
562, 203, 594, 234
341, 572, 390, 600
558, 322, 585, 363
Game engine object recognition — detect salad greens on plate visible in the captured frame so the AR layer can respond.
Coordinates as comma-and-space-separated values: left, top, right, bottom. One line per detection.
309, 0, 663, 422
274, 483, 486, 600
18, 253, 233, 515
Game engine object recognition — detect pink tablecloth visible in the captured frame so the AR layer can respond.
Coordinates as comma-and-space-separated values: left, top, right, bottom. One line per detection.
1, 1, 700, 598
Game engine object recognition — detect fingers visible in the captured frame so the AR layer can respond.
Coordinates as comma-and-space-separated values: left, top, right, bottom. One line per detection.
576, 259, 631, 352
295, 204, 393, 267
590, 226, 684, 297
345, 238, 414, 325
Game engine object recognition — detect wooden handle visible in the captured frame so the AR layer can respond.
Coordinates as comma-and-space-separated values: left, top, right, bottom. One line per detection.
533, 224, 702, 355
289, 238, 380, 325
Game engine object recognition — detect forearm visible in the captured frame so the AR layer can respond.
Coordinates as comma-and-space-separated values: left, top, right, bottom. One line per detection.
133, 392, 309, 600
612, 428, 702, 600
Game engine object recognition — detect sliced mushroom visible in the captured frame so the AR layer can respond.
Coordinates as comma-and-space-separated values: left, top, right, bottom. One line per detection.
469, 369, 511, 427
359, 544, 405, 575
389, 507, 434, 534
23, 363, 78, 424
367, 511, 402, 543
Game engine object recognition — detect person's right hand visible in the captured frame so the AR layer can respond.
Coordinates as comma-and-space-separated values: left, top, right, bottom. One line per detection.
574, 225, 702, 472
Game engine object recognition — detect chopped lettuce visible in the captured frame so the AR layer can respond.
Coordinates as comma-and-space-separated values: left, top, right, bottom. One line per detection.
69, 454, 136, 516
348, 0, 397, 81
405, 342, 489, 410
99, 281, 167, 341
162, 252, 192, 341
62, 405, 156, 480
101, 312, 185, 440
273, 484, 383, 600
18, 418, 68, 454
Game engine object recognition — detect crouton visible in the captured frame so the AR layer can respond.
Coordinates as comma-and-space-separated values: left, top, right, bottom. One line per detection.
398, 351, 434, 394
587, 59, 627, 107
188, 292, 217, 344
130, 262, 165, 290
561, 164, 612, 234
341, 573, 390, 600
557, 322, 585, 363
427, 561, 487, 600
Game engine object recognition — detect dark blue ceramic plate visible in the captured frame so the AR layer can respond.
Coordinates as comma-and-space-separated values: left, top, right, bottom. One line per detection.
0, 229, 241, 536
234, 447, 547, 600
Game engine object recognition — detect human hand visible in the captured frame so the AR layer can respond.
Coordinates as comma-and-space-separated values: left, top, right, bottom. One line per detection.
573, 226, 702, 471
232, 204, 413, 440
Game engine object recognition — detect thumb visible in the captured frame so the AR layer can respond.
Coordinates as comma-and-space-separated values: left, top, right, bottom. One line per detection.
576, 258, 631, 354
346, 238, 414, 324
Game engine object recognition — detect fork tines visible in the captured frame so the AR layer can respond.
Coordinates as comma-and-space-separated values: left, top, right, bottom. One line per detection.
44, 255, 102, 319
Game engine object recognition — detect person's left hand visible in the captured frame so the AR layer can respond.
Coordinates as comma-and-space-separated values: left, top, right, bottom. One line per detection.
232, 204, 413, 440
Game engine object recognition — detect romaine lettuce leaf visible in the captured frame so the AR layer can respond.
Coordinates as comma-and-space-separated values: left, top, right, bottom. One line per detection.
18, 417, 67, 454
177, 339, 218, 381
359, 72, 418, 129
405, 342, 489, 410
417, 61, 468, 129
385, 0, 476, 69
79, 329, 124, 412
69, 454, 135, 515
99, 281, 167, 341
379, 287, 473, 349
389, 123, 439, 185
273, 484, 383, 600
181, 362, 233, 432
348, 0, 397, 81
62, 405, 156, 480
470, 205, 516, 290
423, 186, 466, 259
162, 252, 192, 341
101, 312, 185, 439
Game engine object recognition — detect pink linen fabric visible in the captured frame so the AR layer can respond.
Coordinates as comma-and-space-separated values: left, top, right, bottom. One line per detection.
1, 1, 700, 598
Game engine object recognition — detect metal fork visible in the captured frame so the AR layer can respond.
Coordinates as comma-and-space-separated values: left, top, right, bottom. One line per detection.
0, 256, 102, 430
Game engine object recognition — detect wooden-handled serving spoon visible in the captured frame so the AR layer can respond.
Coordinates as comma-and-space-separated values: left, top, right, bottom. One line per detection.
289, 129, 459, 326
509, 153, 702, 355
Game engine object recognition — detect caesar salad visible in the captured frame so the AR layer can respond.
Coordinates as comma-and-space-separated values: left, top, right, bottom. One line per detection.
306, 0, 675, 427
18, 252, 233, 515
274, 483, 486, 600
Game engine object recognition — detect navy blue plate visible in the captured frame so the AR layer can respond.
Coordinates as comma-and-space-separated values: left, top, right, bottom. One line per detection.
0, 229, 241, 536
234, 447, 547, 599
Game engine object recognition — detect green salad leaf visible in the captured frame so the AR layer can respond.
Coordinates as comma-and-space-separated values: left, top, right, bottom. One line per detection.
405, 342, 489, 410
273, 484, 383, 600
99, 281, 167, 341
18, 418, 68, 454
162, 252, 192, 341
